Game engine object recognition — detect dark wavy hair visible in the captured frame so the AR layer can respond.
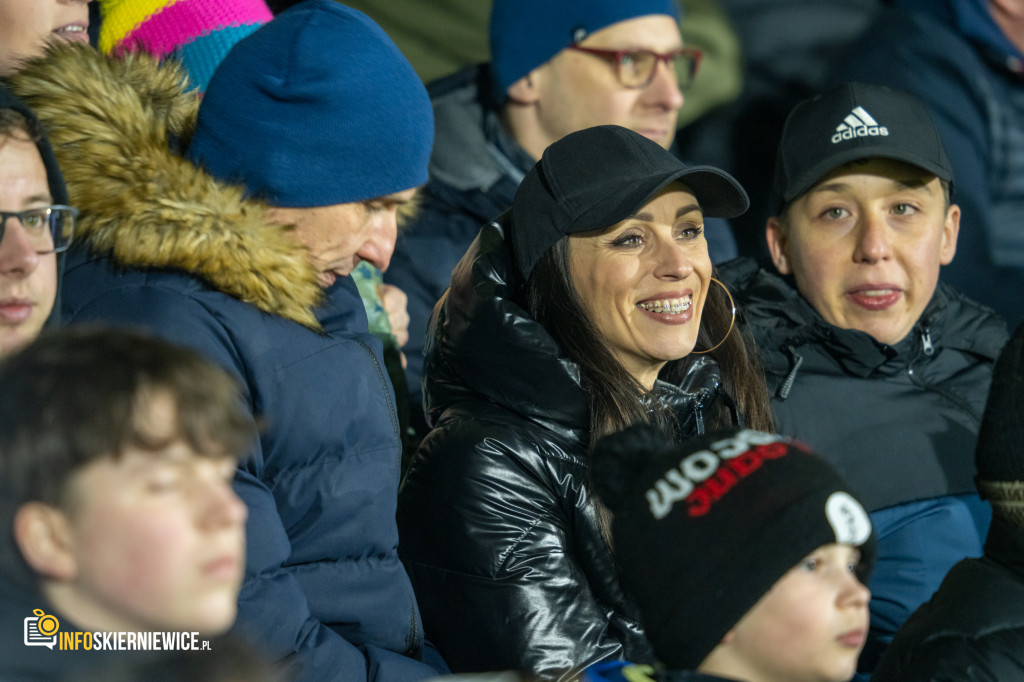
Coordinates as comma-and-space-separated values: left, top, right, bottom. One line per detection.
526, 237, 773, 451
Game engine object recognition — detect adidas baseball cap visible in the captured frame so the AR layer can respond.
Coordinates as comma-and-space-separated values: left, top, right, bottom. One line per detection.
510, 124, 749, 279
772, 82, 953, 212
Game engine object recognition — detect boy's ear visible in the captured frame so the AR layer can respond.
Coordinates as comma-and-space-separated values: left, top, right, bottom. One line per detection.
765, 216, 791, 275
939, 203, 960, 266
13, 503, 77, 581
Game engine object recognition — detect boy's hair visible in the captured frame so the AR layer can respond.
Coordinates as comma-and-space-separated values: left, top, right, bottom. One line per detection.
0, 325, 257, 586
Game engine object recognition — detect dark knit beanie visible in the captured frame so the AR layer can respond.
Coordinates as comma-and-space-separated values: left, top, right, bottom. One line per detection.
592, 426, 876, 670
975, 322, 1024, 514
489, 0, 680, 99
186, 0, 433, 207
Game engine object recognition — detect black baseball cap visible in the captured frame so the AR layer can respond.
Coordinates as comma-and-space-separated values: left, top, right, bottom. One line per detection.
509, 125, 749, 279
772, 82, 954, 213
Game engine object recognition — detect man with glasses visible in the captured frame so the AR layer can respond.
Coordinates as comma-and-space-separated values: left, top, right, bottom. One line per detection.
0, 86, 74, 358
386, 0, 717, 444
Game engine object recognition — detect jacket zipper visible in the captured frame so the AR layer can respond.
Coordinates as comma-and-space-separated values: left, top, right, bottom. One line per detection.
778, 346, 804, 400
906, 326, 981, 423
354, 337, 401, 439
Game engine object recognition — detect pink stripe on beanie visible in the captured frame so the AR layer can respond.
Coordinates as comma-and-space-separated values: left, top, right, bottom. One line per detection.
111, 0, 272, 59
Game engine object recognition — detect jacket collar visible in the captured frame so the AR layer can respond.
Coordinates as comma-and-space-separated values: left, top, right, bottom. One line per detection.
730, 260, 1004, 378
424, 219, 591, 436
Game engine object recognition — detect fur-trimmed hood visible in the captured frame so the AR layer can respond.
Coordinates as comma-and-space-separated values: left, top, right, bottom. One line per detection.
5, 43, 323, 330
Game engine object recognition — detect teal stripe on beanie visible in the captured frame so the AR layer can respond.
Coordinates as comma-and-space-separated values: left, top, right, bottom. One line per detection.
489, 0, 681, 100
186, 0, 433, 208
177, 22, 263, 93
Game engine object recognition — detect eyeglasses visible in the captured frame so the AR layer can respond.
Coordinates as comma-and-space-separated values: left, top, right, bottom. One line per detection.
0, 205, 77, 254
566, 45, 703, 89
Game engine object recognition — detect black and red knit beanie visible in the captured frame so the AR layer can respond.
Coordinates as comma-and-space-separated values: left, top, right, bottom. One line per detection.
591, 426, 875, 670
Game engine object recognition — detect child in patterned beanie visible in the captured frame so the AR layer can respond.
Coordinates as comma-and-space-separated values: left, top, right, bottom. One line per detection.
585, 426, 875, 682
97, 0, 273, 92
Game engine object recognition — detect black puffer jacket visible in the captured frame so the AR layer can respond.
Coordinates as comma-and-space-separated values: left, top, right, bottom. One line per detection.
718, 257, 1008, 671
871, 516, 1024, 681
397, 221, 735, 680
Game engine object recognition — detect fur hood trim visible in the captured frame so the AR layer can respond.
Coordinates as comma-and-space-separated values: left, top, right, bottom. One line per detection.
7, 44, 323, 330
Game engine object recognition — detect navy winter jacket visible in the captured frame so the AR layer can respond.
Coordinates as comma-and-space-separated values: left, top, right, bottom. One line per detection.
13, 46, 445, 682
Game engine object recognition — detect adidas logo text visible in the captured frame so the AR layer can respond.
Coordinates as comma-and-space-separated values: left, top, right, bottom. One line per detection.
831, 105, 888, 144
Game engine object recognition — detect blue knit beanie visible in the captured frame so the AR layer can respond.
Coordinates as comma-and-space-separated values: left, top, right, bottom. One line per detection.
489, 0, 681, 99
186, 0, 433, 207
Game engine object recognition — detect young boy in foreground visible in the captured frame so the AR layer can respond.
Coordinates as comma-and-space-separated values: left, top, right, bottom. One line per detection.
585, 427, 875, 682
0, 326, 256, 679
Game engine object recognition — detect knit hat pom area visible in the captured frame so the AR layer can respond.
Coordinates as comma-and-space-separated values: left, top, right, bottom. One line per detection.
186, 0, 433, 207
591, 425, 875, 669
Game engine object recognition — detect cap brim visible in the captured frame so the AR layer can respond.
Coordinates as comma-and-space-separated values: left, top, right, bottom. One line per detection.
783, 146, 954, 206
572, 165, 749, 234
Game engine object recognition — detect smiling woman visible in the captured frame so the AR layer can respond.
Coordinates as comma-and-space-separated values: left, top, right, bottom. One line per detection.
398, 125, 774, 679
568, 186, 713, 390
0, 0, 90, 76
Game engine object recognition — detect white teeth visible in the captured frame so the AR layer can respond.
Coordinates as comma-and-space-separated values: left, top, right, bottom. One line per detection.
55, 26, 84, 33
860, 289, 894, 296
637, 296, 692, 314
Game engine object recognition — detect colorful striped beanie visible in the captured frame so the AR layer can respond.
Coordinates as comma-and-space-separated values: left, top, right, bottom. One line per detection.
97, 0, 273, 92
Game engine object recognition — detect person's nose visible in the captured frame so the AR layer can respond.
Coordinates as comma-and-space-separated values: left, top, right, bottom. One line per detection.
644, 58, 684, 113
852, 212, 893, 264
837, 567, 872, 610
652, 237, 695, 280
199, 477, 249, 529
0, 219, 42, 278
357, 209, 399, 272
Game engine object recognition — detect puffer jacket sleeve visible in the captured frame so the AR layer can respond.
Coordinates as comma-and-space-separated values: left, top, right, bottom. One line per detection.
397, 415, 637, 680
233, 466, 442, 681
65, 283, 440, 681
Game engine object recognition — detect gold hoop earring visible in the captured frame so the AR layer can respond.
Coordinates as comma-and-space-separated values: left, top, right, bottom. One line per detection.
691, 277, 736, 355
